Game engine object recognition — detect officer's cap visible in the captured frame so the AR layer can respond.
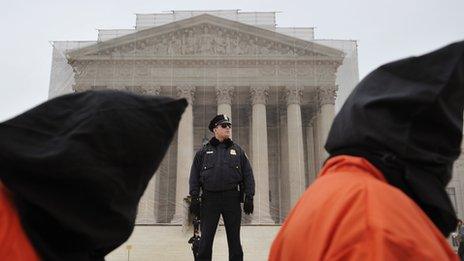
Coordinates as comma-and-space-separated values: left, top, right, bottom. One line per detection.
209, 114, 231, 132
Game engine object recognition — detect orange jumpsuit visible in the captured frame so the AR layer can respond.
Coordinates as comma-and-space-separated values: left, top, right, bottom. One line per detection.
0, 184, 40, 261
269, 156, 458, 261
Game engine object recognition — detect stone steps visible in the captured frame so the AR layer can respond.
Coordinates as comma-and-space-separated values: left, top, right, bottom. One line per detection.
107, 225, 280, 261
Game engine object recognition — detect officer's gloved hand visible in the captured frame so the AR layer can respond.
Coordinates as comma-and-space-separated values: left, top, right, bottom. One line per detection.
190, 195, 201, 218
243, 196, 254, 215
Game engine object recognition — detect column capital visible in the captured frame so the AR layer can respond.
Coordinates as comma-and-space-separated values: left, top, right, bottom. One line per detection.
142, 86, 161, 95
278, 105, 287, 118
301, 107, 316, 126
250, 86, 269, 105
285, 86, 303, 106
112, 85, 126, 91
215, 85, 235, 105
73, 85, 91, 92
125, 86, 143, 94
309, 115, 317, 127
176, 85, 195, 104
318, 86, 337, 106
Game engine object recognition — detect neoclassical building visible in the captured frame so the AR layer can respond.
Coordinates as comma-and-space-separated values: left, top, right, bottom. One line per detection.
49, 10, 360, 224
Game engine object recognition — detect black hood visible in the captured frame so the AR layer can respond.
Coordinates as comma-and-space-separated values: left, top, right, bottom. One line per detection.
325, 41, 464, 236
0, 90, 187, 260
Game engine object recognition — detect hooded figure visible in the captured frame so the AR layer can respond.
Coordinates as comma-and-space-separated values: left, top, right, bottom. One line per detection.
0, 90, 187, 260
269, 41, 464, 260
325, 41, 464, 236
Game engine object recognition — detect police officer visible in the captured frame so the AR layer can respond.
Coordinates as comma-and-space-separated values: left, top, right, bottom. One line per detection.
189, 114, 255, 261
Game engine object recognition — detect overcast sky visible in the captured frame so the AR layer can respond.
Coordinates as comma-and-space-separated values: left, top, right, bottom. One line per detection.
0, 0, 463, 121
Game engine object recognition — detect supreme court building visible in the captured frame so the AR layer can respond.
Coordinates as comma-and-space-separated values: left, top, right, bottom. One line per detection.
49, 10, 359, 226
48, 10, 464, 259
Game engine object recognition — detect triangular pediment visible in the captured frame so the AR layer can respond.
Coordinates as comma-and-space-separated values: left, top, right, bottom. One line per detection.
67, 14, 344, 61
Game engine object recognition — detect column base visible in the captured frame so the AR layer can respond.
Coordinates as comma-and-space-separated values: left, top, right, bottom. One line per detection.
135, 216, 156, 225
250, 213, 275, 224
170, 212, 185, 224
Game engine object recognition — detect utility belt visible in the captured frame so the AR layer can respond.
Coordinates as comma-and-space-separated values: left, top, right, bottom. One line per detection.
202, 184, 244, 202
203, 184, 240, 193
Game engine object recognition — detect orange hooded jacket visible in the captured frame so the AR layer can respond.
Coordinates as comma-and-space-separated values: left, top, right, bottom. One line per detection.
269, 156, 458, 261
0, 184, 40, 261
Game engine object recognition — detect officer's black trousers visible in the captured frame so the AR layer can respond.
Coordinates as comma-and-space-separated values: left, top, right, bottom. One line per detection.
198, 190, 243, 261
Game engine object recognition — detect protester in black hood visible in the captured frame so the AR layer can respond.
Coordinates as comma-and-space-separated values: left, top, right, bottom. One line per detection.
325, 41, 464, 236
269, 42, 463, 261
0, 90, 187, 260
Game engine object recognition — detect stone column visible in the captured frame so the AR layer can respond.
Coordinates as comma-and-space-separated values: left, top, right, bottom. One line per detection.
285, 87, 306, 208
172, 85, 195, 223
313, 111, 323, 171
135, 177, 157, 224
216, 85, 234, 117
317, 86, 337, 165
278, 105, 290, 221
136, 86, 161, 224
250, 86, 273, 223
306, 116, 317, 186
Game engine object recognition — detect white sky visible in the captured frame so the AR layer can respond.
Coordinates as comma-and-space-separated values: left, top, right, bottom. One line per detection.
0, 0, 463, 121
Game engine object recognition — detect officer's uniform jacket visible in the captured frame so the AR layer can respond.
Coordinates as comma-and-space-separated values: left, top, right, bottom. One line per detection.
189, 137, 255, 198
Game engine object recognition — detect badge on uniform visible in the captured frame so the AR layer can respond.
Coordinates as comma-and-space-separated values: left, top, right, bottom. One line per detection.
230, 149, 236, 155
206, 151, 214, 154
